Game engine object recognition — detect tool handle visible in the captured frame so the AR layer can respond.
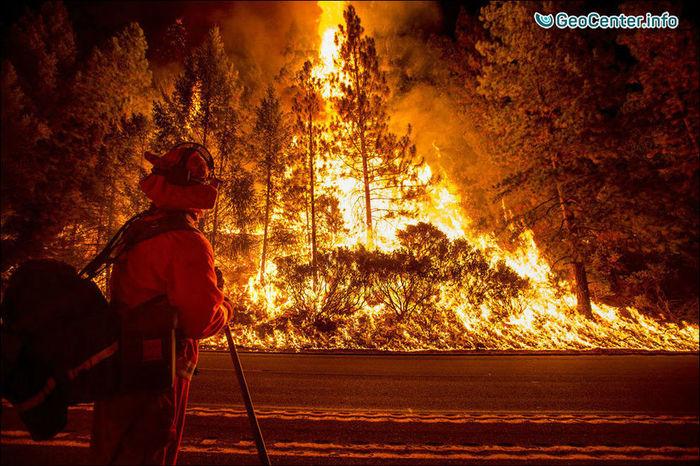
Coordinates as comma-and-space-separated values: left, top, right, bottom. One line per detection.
224, 326, 271, 466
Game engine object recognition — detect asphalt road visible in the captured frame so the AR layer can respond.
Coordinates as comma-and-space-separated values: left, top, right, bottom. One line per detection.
2, 352, 698, 465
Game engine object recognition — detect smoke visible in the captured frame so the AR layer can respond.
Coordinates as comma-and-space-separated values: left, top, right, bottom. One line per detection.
67, 0, 479, 181
151, 2, 320, 99
212, 2, 320, 93
351, 2, 484, 214
353, 1, 443, 38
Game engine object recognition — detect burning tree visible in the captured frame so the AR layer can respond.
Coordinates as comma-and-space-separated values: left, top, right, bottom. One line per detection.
214, 3, 697, 351
329, 5, 428, 249
252, 86, 289, 280
291, 60, 324, 285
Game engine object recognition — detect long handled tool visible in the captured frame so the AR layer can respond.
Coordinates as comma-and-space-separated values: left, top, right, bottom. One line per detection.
224, 325, 271, 466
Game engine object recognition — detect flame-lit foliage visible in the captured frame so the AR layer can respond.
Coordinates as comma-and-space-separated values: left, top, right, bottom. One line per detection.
464, 1, 699, 323
1, 5, 151, 277
219, 2, 698, 351
252, 86, 289, 278
291, 60, 325, 283
272, 248, 369, 339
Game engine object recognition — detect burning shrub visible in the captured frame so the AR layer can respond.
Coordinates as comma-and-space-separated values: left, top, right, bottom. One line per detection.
363, 249, 443, 329
446, 239, 530, 320
272, 248, 370, 342
362, 223, 531, 345
362, 251, 440, 347
227, 222, 533, 349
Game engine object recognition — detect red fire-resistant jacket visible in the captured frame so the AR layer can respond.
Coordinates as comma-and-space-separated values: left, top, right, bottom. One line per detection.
109, 217, 230, 377
91, 151, 231, 465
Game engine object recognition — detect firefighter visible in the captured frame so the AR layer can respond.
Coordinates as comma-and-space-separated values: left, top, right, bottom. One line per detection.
91, 143, 232, 465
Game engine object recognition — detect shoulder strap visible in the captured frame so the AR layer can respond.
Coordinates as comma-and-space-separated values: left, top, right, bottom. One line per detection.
80, 210, 200, 280
119, 212, 199, 254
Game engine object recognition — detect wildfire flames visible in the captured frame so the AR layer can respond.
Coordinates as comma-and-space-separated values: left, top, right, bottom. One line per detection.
222, 1, 699, 352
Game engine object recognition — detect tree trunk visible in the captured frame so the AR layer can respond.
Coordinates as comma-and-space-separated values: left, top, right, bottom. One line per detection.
572, 261, 592, 318
304, 184, 311, 256
351, 43, 373, 249
202, 102, 210, 148
308, 116, 318, 288
259, 165, 272, 281
551, 154, 593, 319
198, 105, 211, 235
360, 131, 373, 249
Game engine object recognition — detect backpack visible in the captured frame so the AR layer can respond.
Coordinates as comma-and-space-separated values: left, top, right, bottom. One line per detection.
0, 209, 199, 440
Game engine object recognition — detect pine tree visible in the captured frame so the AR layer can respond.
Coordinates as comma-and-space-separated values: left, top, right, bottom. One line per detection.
1, 2, 84, 272
1, 61, 44, 271
2, 6, 155, 274
330, 5, 427, 249
160, 17, 189, 64
153, 26, 240, 154
252, 86, 289, 280
210, 106, 240, 253
475, 2, 629, 319
598, 1, 700, 318
191, 27, 239, 148
292, 60, 324, 285
72, 22, 154, 256
7, 1, 77, 118
225, 163, 258, 262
